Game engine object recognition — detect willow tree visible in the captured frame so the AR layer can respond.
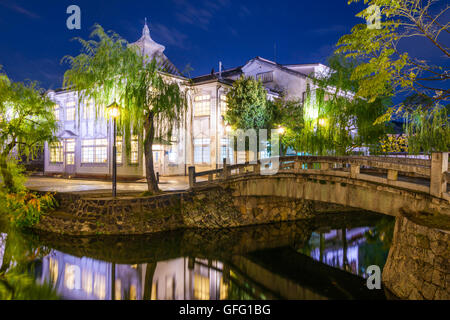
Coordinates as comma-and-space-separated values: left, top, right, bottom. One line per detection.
281, 55, 389, 156
62, 25, 188, 193
0, 69, 57, 192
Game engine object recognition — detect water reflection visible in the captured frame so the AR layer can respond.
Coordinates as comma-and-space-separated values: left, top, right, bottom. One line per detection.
1, 212, 396, 300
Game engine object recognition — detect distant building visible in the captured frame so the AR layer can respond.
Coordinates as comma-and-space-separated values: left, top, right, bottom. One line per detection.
45, 22, 329, 179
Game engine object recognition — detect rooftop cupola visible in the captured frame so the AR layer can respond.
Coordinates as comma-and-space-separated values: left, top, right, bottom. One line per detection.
130, 18, 166, 59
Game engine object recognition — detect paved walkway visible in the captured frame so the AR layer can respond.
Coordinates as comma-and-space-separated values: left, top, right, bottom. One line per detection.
25, 175, 190, 194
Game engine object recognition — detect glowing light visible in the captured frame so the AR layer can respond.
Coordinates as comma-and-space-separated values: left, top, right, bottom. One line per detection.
106, 101, 120, 119
225, 125, 232, 133
277, 126, 286, 135
318, 118, 327, 127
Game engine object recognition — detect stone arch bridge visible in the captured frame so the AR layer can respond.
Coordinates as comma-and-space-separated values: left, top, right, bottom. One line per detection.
189, 153, 450, 224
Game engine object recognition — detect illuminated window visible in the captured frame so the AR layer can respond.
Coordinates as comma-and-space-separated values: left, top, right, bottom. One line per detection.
220, 138, 233, 164
194, 138, 210, 165
194, 95, 211, 116
83, 102, 95, 120
115, 279, 121, 300
130, 285, 137, 300
64, 264, 81, 290
65, 101, 76, 121
151, 283, 157, 300
53, 104, 60, 121
168, 148, 177, 164
194, 274, 210, 300
130, 136, 139, 164
49, 142, 63, 163
82, 270, 93, 295
165, 277, 175, 300
220, 277, 228, 300
193, 117, 210, 165
116, 136, 123, 164
49, 258, 58, 284
66, 139, 76, 152
94, 274, 106, 300
81, 139, 107, 164
220, 95, 228, 116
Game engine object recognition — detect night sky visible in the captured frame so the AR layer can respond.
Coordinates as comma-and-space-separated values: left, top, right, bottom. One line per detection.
0, 0, 447, 97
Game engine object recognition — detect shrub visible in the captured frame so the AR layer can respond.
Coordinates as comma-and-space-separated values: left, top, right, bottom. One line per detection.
0, 191, 57, 228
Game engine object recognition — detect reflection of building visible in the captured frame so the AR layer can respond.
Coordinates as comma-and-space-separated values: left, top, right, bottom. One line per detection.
39, 251, 229, 300
0, 233, 6, 270
44, 21, 329, 179
310, 227, 370, 276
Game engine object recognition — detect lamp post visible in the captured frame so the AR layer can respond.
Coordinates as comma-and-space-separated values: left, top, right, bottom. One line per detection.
107, 101, 120, 198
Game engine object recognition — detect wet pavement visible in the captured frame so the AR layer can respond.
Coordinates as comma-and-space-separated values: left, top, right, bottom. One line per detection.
25, 175, 190, 194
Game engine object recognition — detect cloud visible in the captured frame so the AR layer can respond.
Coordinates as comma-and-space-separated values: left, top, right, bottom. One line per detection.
150, 23, 189, 49
0, 1, 40, 19
172, 0, 230, 29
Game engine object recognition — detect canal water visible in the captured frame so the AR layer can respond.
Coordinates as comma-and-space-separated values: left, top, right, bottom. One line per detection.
0, 211, 395, 300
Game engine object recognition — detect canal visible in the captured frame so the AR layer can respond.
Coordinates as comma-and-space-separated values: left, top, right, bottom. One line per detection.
0, 211, 399, 300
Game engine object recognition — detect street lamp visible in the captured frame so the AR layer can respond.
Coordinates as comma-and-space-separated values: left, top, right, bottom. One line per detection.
277, 126, 286, 135
107, 101, 120, 198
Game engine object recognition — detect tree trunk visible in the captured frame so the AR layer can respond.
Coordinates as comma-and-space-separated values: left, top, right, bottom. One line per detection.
0, 154, 15, 193
143, 263, 157, 300
144, 114, 160, 193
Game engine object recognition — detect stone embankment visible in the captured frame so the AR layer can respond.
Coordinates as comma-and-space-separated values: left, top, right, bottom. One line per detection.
382, 217, 450, 300
34, 186, 356, 236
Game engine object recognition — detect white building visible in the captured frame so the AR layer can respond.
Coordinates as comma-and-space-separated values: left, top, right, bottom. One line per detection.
44, 22, 328, 179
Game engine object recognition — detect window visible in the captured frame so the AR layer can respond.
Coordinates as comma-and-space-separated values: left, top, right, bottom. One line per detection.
94, 274, 106, 300
50, 142, 63, 163
194, 95, 211, 117
49, 258, 58, 284
66, 101, 76, 121
220, 277, 228, 300
64, 264, 81, 290
256, 71, 273, 83
220, 138, 233, 164
130, 136, 139, 164
81, 139, 107, 164
82, 270, 93, 295
194, 138, 211, 164
53, 104, 60, 121
83, 101, 95, 120
220, 95, 228, 116
168, 149, 177, 164
193, 117, 210, 165
194, 274, 210, 300
116, 136, 123, 164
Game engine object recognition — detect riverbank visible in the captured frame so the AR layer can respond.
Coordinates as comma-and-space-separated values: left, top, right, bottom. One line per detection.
32, 185, 360, 236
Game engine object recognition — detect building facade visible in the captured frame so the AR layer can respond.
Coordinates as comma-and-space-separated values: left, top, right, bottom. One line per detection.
44, 22, 328, 179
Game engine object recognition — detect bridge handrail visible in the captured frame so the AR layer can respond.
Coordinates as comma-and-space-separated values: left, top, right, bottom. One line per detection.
189, 153, 449, 200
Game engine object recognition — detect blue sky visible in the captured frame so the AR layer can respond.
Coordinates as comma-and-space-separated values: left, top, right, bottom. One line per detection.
0, 0, 447, 98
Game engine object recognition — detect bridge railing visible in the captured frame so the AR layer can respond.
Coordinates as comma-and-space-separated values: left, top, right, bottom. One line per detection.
189, 153, 449, 200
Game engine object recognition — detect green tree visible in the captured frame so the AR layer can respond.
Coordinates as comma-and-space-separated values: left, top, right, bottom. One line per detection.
224, 75, 281, 159
281, 55, 389, 155
336, 0, 449, 153
225, 75, 275, 130
337, 0, 448, 107
0, 69, 57, 192
62, 25, 188, 193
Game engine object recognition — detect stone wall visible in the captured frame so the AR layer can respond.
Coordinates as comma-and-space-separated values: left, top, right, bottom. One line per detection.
34, 185, 355, 236
382, 217, 450, 300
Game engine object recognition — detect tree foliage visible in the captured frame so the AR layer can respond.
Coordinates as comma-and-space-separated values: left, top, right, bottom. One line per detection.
0, 68, 57, 192
224, 75, 277, 130
281, 55, 389, 155
62, 25, 188, 193
337, 0, 449, 109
